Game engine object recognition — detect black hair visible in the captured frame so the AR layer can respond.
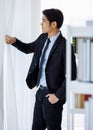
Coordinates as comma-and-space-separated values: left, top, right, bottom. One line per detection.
42, 8, 64, 29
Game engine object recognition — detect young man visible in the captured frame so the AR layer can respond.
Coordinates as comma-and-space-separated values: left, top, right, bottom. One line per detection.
5, 8, 77, 130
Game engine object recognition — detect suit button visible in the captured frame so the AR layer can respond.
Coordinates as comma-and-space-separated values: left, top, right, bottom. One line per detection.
35, 63, 37, 66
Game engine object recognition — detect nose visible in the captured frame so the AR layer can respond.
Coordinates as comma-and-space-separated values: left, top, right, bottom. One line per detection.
40, 21, 43, 25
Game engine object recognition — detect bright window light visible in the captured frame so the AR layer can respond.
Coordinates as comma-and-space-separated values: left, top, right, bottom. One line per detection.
41, 0, 93, 25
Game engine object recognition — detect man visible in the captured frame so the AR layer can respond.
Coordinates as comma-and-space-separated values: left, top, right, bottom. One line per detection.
5, 8, 77, 130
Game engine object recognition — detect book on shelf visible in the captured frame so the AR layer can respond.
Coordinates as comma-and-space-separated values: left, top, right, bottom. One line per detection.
72, 37, 77, 53
89, 97, 93, 130
77, 37, 91, 82
84, 100, 90, 130
84, 94, 91, 101
74, 94, 91, 108
90, 38, 93, 82
74, 94, 84, 108
72, 36, 93, 82
85, 96, 93, 130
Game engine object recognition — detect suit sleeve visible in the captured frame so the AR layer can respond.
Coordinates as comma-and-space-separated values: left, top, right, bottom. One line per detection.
55, 44, 77, 101
12, 34, 43, 54
12, 39, 36, 54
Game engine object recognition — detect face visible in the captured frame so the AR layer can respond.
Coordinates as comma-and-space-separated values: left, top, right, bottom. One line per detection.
41, 15, 56, 34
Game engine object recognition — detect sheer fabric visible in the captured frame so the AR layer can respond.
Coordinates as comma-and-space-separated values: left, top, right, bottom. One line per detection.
0, 0, 40, 130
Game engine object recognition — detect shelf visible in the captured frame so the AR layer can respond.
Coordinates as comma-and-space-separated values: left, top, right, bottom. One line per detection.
66, 26, 93, 130
67, 81, 93, 94
67, 26, 93, 37
70, 108, 85, 114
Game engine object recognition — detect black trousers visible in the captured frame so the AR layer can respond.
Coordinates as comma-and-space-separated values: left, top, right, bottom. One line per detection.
32, 88, 63, 130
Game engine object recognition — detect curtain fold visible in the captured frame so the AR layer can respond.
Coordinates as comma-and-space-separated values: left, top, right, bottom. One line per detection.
4, 0, 19, 130
0, 0, 6, 129
1, 0, 41, 130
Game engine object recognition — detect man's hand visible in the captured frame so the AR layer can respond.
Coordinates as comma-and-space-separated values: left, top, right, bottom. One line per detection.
5, 35, 16, 44
46, 94, 59, 104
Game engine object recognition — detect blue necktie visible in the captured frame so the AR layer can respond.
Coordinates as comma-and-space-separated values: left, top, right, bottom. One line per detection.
37, 38, 50, 85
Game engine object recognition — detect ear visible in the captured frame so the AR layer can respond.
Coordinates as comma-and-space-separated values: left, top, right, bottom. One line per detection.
52, 21, 57, 28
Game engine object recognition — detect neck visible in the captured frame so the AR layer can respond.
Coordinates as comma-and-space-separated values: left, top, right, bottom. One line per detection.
48, 29, 60, 38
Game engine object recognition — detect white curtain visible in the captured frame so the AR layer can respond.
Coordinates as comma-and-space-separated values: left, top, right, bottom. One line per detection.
4, 1, 18, 130
0, 0, 41, 130
0, 0, 6, 129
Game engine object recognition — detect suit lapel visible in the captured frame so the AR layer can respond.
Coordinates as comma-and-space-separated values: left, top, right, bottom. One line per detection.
48, 34, 62, 59
36, 34, 48, 62
48, 41, 58, 58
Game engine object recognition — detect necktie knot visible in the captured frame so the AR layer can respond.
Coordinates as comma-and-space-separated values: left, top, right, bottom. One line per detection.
47, 38, 50, 44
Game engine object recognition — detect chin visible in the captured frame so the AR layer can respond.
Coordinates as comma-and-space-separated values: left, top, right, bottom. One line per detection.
43, 32, 47, 33
41, 29, 46, 33
42, 30, 48, 33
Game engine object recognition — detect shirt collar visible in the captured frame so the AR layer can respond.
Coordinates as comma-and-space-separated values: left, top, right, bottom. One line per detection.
48, 31, 60, 42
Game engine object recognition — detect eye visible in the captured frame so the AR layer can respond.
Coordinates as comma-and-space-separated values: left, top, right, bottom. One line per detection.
43, 19, 46, 22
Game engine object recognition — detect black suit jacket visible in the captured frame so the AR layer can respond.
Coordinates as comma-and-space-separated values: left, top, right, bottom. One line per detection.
12, 32, 77, 103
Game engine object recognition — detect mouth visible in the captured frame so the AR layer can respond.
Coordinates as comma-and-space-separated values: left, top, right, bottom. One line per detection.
41, 26, 43, 29
41, 27, 43, 32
